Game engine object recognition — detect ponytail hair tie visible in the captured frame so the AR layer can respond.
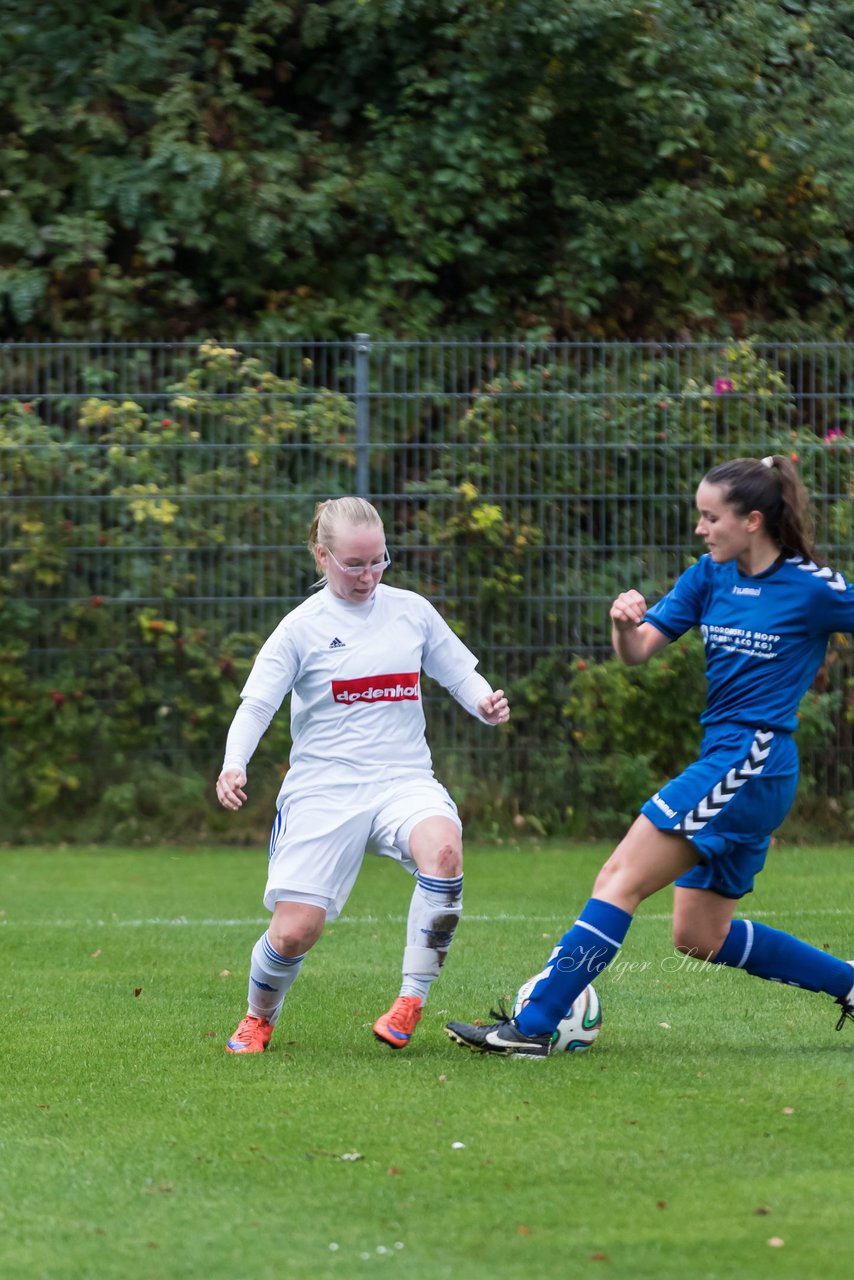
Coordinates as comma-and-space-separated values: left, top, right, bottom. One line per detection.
761, 455, 775, 468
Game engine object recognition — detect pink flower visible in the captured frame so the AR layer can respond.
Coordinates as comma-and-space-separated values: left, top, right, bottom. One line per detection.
824, 427, 845, 442
714, 378, 734, 395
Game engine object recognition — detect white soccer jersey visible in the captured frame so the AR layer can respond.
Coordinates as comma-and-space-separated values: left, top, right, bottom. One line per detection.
240, 583, 482, 794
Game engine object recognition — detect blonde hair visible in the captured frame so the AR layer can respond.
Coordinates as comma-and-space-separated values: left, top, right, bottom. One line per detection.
307, 496, 384, 571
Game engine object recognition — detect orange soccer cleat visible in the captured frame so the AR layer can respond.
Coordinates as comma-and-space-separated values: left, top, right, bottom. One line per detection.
225, 1014, 274, 1054
373, 995, 423, 1049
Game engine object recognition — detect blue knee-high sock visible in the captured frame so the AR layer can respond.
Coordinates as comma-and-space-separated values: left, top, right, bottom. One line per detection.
713, 919, 854, 996
514, 898, 633, 1037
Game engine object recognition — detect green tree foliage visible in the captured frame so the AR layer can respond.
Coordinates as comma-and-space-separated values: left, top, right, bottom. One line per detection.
0, 341, 357, 838
2, 1, 854, 338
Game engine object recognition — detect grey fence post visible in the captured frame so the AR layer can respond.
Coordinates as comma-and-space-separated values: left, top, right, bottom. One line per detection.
354, 332, 371, 497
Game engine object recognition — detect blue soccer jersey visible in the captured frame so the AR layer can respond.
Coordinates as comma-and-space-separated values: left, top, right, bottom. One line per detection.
643, 553, 854, 733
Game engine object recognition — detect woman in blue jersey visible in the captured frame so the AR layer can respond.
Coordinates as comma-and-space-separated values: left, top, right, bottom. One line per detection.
447, 454, 854, 1056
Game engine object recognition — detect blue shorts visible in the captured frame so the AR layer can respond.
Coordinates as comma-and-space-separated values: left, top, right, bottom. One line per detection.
640, 725, 799, 899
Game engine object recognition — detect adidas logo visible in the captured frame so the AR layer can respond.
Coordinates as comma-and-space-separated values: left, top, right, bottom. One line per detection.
329, 637, 346, 649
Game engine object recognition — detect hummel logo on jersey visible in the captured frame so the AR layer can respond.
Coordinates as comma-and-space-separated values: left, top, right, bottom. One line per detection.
651, 792, 677, 819
332, 672, 420, 705
329, 637, 346, 649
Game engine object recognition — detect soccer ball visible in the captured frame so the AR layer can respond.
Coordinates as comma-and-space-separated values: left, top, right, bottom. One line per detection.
512, 973, 602, 1053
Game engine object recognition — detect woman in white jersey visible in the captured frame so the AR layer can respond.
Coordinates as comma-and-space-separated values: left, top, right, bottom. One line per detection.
216, 496, 509, 1054
446, 454, 854, 1056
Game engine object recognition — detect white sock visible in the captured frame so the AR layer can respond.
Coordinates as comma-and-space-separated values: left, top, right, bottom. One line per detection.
400, 872, 463, 1004
246, 932, 305, 1025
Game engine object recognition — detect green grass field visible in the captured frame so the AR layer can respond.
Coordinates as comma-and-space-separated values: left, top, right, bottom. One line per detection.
2, 841, 852, 1280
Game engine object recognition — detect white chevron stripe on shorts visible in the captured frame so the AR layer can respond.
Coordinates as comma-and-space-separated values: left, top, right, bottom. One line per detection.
678, 729, 774, 836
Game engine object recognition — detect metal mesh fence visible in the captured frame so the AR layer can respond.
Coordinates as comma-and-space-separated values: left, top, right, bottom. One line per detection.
1, 337, 852, 822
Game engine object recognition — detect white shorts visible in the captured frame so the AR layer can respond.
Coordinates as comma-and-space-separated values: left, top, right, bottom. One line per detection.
264, 776, 462, 920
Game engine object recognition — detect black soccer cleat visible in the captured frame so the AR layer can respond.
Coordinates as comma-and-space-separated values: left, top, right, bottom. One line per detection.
445, 1006, 554, 1057
835, 1000, 853, 1032
835, 961, 854, 1032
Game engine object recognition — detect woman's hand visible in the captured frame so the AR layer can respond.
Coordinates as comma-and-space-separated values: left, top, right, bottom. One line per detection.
478, 689, 510, 725
216, 768, 248, 811
610, 589, 648, 631
610, 591, 670, 665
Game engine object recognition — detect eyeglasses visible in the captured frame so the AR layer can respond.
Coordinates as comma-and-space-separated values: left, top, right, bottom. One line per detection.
324, 547, 391, 577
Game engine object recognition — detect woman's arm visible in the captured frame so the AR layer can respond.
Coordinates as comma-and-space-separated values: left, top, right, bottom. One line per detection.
216, 696, 278, 810
446, 669, 509, 725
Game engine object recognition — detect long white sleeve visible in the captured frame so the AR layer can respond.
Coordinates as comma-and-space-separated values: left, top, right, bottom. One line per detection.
221, 696, 278, 773
446, 669, 494, 724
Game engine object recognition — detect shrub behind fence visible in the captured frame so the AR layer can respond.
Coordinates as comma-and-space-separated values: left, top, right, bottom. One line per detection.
1, 338, 851, 841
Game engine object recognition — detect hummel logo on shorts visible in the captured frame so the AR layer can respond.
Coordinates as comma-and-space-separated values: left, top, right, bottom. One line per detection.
329, 637, 346, 648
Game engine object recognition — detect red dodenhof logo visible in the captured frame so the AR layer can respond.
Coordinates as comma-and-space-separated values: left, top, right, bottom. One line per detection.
332, 673, 420, 705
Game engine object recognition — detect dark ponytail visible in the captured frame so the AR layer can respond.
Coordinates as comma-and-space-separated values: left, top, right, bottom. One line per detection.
703, 455, 816, 560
